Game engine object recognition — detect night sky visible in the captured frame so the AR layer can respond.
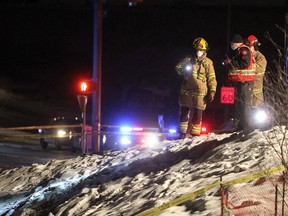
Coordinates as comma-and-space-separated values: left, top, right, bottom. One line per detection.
0, 1, 286, 127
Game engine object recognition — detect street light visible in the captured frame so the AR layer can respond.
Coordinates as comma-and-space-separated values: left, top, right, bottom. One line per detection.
77, 79, 96, 153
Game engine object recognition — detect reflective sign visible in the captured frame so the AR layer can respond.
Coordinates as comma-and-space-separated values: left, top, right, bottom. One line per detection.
220, 87, 235, 104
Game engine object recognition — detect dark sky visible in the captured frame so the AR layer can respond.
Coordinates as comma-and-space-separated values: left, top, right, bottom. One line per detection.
0, 1, 287, 126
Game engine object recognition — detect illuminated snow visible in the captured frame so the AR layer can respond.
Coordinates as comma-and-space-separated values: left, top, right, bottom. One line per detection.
0, 127, 286, 216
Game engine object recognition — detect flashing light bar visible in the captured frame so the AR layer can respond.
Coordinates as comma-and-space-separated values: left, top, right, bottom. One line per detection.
120, 126, 144, 132
168, 129, 177, 133
120, 127, 133, 132
133, 127, 143, 131
120, 126, 178, 136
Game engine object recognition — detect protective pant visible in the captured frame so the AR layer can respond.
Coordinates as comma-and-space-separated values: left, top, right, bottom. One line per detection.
233, 81, 253, 130
179, 106, 203, 136
252, 76, 264, 107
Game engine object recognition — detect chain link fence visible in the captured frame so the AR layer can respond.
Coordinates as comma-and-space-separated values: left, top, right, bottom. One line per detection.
221, 171, 288, 216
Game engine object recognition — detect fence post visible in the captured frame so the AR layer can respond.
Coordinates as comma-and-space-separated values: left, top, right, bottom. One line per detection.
275, 184, 278, 216
282, 171, 286, 216
220, 176, 223, 216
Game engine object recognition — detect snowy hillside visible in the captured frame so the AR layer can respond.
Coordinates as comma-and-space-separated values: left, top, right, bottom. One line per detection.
0, 127, 286, 216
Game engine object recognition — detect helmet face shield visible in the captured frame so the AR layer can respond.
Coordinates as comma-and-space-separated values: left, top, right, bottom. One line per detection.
193, 37, 209, 51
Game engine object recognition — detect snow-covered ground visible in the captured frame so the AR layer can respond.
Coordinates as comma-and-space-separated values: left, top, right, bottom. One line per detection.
0, 127, 286, 216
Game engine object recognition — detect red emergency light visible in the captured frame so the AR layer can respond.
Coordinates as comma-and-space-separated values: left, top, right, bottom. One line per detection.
201, 127, 207, 133
80, 82, 88, 92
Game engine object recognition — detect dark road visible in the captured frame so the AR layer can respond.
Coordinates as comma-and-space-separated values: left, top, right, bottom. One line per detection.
0, 142, 82, 170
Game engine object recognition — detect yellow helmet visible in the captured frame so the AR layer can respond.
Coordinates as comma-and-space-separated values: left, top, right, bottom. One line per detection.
193, 37, 209, 51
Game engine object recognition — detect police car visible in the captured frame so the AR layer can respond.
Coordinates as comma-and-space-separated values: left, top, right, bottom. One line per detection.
99, 125, 179, 150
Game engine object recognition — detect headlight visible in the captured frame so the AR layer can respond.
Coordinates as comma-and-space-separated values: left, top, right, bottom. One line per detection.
120, 136, 132, 145
57, 130, 67, 137
144, 136, 159, 147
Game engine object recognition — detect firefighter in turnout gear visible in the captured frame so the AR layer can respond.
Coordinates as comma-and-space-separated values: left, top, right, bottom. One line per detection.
176, 37, 217, 138
222, 34, 255, 130
245, 35, 267, 107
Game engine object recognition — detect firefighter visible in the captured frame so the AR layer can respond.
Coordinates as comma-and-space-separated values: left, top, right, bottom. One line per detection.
175, 37, 217, 138
223, 34, 255, 130
245, 35, 267, 107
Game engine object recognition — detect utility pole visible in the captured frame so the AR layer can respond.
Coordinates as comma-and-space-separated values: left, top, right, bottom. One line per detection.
224, 0, 232, 123
91, 0, 102, 153
284, 12, 288, 84
226, 0, 231, 54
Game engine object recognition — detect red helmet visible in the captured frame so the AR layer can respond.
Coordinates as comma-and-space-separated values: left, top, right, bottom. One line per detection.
247, 35, 260, 46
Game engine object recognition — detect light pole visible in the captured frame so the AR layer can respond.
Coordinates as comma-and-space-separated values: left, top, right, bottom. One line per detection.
91, 0, 103, 153
77, 94, 88, 154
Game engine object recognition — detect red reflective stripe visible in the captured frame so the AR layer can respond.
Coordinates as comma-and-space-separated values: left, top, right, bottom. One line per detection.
228, 74, 256, 82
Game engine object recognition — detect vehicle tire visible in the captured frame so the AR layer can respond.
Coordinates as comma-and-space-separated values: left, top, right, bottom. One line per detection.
71, 145, 76, 153
40, 138, 48, 149
55, 141, 62, 150
70, 137, 80, 152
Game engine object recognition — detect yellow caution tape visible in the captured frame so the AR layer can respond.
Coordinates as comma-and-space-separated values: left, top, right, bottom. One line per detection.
137, 165, 286, 216
137, 181, 221, 216
222, 165, 286, 186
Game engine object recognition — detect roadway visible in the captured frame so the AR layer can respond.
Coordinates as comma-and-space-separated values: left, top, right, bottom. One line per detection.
0, 142, 82, 171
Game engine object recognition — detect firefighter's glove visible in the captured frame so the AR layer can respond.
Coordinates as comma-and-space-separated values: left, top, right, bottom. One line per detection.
183, 57, 191, 63
208, 91, 215, 102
